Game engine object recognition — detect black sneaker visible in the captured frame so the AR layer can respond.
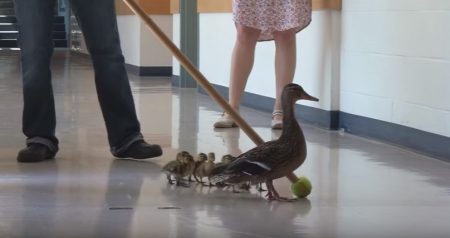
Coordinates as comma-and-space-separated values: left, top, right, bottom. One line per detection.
115, 141, 163, 159
17, 143, 56, 163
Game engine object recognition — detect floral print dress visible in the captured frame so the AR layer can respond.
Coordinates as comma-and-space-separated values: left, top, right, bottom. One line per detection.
233, 0, 312, 41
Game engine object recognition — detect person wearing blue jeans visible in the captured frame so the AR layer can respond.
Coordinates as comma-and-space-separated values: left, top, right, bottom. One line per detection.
14, 0, 163, 162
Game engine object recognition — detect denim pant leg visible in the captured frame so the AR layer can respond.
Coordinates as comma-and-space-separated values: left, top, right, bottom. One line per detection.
70, 0, 143, 154
14, 0, 59, 153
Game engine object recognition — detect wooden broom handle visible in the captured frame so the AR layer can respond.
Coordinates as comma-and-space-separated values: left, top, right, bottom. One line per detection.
122, 0, 299, 184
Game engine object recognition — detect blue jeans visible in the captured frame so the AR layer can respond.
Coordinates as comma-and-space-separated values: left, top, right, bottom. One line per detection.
14, 0, 143, 155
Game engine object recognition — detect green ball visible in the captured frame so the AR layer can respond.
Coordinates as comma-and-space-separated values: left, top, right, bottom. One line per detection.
291, 176, 312, 198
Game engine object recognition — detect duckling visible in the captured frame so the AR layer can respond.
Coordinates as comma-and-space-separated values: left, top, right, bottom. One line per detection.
210, 84, 319, 201
184, 154, 196, 182
217, 154, 237, 166
211, 154, 248, 192
214, 154, 237, 188
194, 152, 216, 186
162, 151, 195, 187
162, 160, 184, 186
176, 151, 191, 162
193, 153, 207, 183
196, 152, 208, 163
221, 155, 251, 191
208, 152, 216, 161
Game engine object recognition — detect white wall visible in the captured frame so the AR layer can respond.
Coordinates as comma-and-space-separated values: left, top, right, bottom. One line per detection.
113, 15, 173, 67
172, 14, 181, 76
74, 15, 173, 68
139, 15, 173, 67
117, 16, 141, 66
189, 1, 450, 137
340, 0, 450, 137
195, 11, 341, 112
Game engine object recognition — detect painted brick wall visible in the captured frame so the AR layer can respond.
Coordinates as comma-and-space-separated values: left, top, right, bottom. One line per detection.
340, 0, 450, 137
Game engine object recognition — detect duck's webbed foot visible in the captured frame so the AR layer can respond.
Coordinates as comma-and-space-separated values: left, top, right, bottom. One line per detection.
176, 179, 191, 188
239, 182, 251, 191
215, 182, 227, 188
193, 175, 202, 183
257, 183, 267, 192
207, 179, 215, 187
167, 175, 174, 184
265, 180, 296, 202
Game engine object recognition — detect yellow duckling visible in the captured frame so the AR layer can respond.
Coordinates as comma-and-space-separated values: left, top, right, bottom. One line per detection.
221, 154, 237, 164
193, 153, 207, 183
162, 151, 195, 187
215, 154, 238, 188
194, 152, 216, 186
215, 154, 252, 192
176, 151, 191, 162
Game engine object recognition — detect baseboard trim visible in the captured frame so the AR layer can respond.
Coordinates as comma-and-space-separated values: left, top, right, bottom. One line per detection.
171, 75, 181, 86
195, 82, 449, 161
125, 64, 172, 76
339, 112, 450, 161
69, 52, 172, 77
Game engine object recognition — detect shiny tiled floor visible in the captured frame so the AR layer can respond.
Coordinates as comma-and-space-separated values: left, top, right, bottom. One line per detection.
1, 51, 450, 238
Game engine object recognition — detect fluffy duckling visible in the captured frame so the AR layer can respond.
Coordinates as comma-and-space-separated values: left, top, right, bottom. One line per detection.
196, 152, 208, 163
193, 153, 207, 183
216, 154, 236, 167
214, 154, 250, 192
162, 151, 195, 187
208, 152, 216, 161
184, 154, 196, 182
222, 154, 237, 164
210, 84, 319, 201
193, 153, 207, 182
194, 152, 216, 186
176, 151, 191, 162
215, 154, 237, 188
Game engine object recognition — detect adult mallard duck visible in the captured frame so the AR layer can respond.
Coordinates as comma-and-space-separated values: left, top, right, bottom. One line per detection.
211, 83, 319, 201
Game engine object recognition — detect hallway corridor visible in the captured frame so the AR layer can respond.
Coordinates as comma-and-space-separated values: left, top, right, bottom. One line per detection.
0, 51, 449, 238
